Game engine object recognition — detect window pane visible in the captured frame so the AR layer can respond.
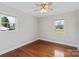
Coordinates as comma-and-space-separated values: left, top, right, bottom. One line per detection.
0, 15, 15, 31
55, 19, 64, 34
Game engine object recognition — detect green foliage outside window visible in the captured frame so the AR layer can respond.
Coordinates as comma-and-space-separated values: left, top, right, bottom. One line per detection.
1, 17, 10, 28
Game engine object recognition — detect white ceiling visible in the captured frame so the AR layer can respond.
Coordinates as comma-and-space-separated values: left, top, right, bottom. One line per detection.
1, 2, 79, 18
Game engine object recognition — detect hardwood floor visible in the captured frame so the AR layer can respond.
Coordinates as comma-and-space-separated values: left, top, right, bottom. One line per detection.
0, 39, 79, 57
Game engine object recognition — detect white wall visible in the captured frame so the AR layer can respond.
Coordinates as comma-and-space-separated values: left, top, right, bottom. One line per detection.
0, 3, 38, 53
39, 11, 78, 47
77, 10, 79, 47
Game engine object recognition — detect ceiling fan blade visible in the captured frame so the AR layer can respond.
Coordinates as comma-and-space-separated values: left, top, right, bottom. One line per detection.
50, 8, 53, 10
35, 4, 40, 6
34, 9, 39, 11
48, 2, 52, 5
34, 8, 41, 11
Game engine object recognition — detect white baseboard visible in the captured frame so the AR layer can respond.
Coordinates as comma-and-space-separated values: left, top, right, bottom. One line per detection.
40, 38, 78, 48
0, 39, 38, 55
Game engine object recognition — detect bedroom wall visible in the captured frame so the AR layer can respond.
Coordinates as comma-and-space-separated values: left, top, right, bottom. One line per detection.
39, 11, 78, 47
77, 10, 79, 48
0, 3, 38, 53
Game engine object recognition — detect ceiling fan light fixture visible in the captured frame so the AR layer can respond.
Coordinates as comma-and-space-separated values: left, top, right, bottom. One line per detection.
35, 2, 53, 13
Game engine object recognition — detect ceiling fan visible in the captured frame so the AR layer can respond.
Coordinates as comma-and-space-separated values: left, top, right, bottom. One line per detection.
34, 2, 54, 13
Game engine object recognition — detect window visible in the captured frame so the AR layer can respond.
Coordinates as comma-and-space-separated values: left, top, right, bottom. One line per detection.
54, 19, 64, 34
0, 15, 15, 31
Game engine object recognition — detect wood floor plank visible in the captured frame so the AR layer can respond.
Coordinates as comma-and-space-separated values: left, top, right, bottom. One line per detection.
0, 39, 79, 57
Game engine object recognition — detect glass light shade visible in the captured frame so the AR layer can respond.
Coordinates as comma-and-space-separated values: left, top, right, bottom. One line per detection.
40, 9, 48, 13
